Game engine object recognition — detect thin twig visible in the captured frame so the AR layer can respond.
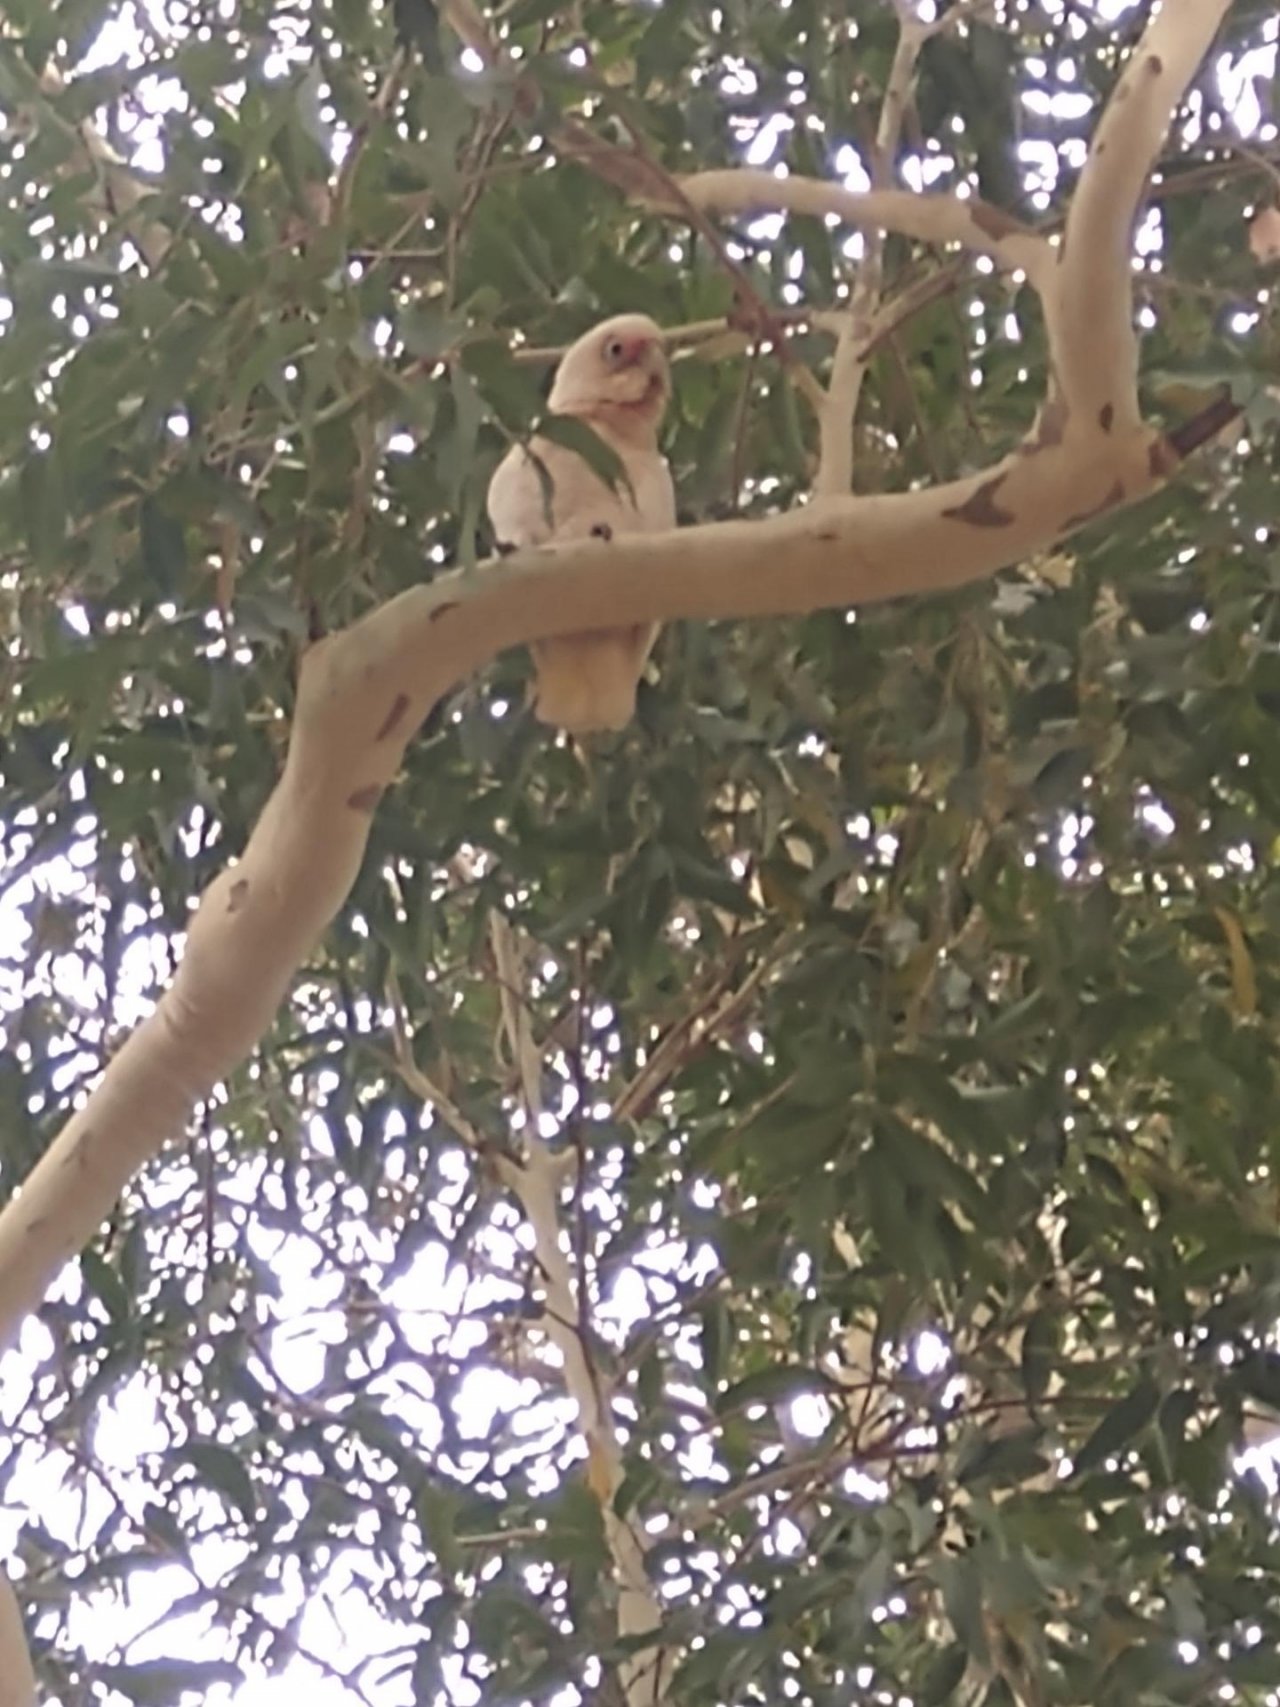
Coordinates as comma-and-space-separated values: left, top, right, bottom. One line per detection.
815, 13, 929, 497
485, 910, 667, 1707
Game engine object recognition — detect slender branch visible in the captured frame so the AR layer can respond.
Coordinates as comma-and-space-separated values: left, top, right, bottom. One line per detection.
1053, 0, 1234, 430
613, 950, 784, 1125
816, 11, 929, 497
669, 170, 1052, 287
486, 914, 666, 1707
384, 974, 492, 1158
488, 913, 545, 1123
1166, 388, 1242, 458
512, 310, 843, 381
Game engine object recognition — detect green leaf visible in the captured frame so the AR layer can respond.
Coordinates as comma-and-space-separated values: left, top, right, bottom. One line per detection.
184, 1443, 258, 1523
535, 411, 635, 505
78, 1249, 131, 1328
1233, 1350, 1280, 1409
1020, 1307, 1060, 1407
936, 1554, 989, 1663
920, 1644, 969, 1705
1073, 1376, 1160, 1476
714, 1363, 837, 1416
139, 496, 188, 590
955, 1426, 1049, 1490
94, 1661, 242, 1702
18, 445, 68, 569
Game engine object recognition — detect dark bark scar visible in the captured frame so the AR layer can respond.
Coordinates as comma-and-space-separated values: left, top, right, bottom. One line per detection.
590, 522, 614, 541
348, 784, 383, 813
376, 693, 410, 741
228, 878, 250, 914
943, 473, 1015, 528
1147, 54, 1163, 75
430, 601, 458, 623
1098, 403, 1115, 433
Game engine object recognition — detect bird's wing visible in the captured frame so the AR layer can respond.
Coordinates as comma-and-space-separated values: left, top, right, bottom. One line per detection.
630, 449, 677, 532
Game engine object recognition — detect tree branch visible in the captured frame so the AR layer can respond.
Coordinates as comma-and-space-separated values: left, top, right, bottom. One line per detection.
1052, 0, 1234, 430
815, 10, 930, 496
0, 410, 1182, 1350
669, 171, 1052, 288
487, 915, 666, 1706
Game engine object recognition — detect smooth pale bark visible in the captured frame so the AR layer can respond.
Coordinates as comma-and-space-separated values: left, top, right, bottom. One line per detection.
1055, 0, 1234, 430
670, 170, 1053, 286
0, 423, 1183, 1344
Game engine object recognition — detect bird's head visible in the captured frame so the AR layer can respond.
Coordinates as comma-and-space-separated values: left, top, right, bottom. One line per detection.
548, 313, 670, 431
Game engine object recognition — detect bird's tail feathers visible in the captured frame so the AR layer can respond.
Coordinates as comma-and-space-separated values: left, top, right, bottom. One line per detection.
531, 627, 657, 735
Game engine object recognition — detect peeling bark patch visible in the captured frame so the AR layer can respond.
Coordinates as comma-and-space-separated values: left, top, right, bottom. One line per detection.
430, 601, 458, 624
1062, 480, 1124, 531
969, 200, 1024, 241
942, 474, 1015, 528
228, 878, 250, 914
376, 693, 410, 741
347, 784, 383, 813
1098, 403, 1115, 433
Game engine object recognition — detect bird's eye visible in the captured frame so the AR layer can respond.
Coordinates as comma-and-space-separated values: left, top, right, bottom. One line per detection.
604, 337, 625, 364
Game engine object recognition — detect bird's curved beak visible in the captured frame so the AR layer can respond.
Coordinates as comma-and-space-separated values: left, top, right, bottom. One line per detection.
636, 339, 671, 401
610, 334, 670, 414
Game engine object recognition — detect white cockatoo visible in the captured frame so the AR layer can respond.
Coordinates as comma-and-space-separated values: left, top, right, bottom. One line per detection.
486, 312, 676, 734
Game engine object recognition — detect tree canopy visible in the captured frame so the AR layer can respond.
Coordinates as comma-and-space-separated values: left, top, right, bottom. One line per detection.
1, 1, 1278, 1704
